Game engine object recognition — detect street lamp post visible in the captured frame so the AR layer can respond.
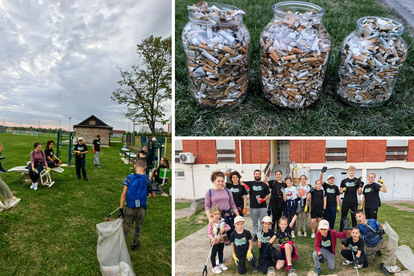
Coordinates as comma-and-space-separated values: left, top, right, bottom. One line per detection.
68, 117, 71, 132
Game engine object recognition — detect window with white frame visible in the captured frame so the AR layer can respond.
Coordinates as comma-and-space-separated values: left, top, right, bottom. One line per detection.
386, 140, 408, 161
216, 140, 236, 163
325, 140, 347, 161
175, 170, 185, 178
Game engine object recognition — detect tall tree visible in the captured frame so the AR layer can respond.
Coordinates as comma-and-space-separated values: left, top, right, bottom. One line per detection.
112, 35, 171, 136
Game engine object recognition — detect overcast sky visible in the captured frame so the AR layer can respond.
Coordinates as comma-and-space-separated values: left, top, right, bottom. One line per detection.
0, 0, 171, 132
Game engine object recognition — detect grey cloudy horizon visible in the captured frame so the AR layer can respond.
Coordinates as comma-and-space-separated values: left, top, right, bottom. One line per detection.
0, 0, 172, 132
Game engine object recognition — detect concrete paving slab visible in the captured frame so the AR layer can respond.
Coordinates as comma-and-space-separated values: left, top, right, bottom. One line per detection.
377, 0, 414, 36
175, 216, 253, 276
176, 208, 190, 219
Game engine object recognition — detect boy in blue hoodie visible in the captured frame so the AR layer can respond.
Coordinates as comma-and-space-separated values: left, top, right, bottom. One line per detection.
118, 158, 155, 251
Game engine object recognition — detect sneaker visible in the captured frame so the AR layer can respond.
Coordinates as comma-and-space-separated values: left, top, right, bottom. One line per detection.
0, 201, 5, 212
225, 239, 230, 245
30, 183, 34, 189
380, 263, 390, 275
33, 182, 38, 191
377, 250, 383, 256
252, 235, 258, 242
218, 263, 228, 271
5, 196, 20, 209
286, 264, 293, 273
316, 268, 321, 275
297, 231, 302, 237
291, 231, 295, 238
303, 231, 307, 237
84, 177, 89, 182
212, 266, 222, 274
130, 240, 141, 251
311, 233, 315, 238
0, 164, 6, 173
343, 260, 352, 265
98, 165, 102, 168
354, 263, 363, 269
384, 265, 401, 273
253, 265, 259, 272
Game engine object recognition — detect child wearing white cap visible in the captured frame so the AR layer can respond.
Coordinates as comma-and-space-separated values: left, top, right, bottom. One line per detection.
257, 216, 281, 274
73, 137, 88, 181
313, 219, 350, 274
230, 216, 259, 274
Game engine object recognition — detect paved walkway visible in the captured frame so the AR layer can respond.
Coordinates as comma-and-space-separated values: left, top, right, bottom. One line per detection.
175, 216, 253, 276
176, 208, 190, 219
385, 201, 414, 212
377, 0, 414, 35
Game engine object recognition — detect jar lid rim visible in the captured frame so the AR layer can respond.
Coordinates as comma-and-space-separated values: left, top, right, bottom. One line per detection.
356, 16, 405, 36
273, 1, 324, 16
188, 2, 243, 25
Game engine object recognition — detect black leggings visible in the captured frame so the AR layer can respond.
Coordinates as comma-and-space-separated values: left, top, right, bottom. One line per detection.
47, 160, 59, 168
340, 202, 358, 232
28, 163, 44, 183
269, 200, 283, 230
211, 243, 224, 267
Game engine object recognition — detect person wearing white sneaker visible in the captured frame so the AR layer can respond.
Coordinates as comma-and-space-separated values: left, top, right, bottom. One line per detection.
283, 176, 299, 238
340, 227, 368, 269
212, 266, 222, 274
208, 206, 231, 274
1, 175, 21, 210
0, 200, 6, 212
28, 141, 49, 189
294, 168, 310, 239
306, 180, 327, 239
218, 263, 228, 271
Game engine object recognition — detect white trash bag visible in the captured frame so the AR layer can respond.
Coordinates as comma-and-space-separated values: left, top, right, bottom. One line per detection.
96, 218, 135, 276
384, 221, 414, 272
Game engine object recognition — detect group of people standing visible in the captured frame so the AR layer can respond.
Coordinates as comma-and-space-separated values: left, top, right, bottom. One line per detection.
204, 165, 396, 275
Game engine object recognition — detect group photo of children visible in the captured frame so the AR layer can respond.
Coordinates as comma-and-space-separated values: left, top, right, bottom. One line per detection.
204, 165, 405, 275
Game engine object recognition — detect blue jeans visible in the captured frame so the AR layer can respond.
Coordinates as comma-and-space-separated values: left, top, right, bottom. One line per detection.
324, 206, 337, 230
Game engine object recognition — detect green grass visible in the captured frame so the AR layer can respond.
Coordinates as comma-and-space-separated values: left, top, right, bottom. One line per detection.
175, 202, 191, 210
175, 208, 208, 242
214, 204, 414, 275
397, 203, 414, 209
175, 0, 414, 136
0, 133, 171, 275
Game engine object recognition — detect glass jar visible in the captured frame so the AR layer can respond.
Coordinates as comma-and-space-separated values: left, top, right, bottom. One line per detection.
181, 2, 251, 109
307, 268, 318, 276
336, 17, 407, 107
260, 1, 331, 109
287, 268, 298, 276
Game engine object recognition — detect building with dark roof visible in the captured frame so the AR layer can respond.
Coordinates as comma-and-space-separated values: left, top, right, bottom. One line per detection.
73, 115, 113, 146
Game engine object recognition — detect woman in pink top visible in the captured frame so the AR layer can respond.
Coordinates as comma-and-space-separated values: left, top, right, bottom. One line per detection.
205, 171, 239, 245
28, 141, 49, 191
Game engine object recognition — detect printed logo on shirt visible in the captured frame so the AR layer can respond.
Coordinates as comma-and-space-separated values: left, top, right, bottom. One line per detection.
364, 188, 372, 193
261, 236, 270, 244
327, 188, 337, 194
321, 240, 332, 248
252, 186, 263, 192
346, 182, 356, 188
230, 187, 240, 193
349, 245, 359, 252
78, 147, 84, 151
279, 236, 290, 244
234, 237, 247, 246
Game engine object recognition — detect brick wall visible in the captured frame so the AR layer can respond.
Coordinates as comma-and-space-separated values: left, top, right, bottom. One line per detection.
290, 140, 326, 163
408, 140, 414, 162
235, 140, 270, 164
347, 140, 387, 162
75, 127, 111, 146
182, 140, 217, 164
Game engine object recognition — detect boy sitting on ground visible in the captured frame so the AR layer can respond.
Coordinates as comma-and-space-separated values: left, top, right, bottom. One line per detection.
341, 226, 368, 269
355, 209, 397, 275
118, 158, 155, 251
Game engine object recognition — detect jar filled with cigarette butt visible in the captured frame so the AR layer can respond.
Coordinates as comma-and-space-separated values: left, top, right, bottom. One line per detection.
336, 17, 407, 107
260, 1, 331, 109
182, 1, 251, 109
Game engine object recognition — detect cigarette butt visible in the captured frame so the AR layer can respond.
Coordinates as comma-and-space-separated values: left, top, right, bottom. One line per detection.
202, 66, 216, 73
269, 49, 279, 62
301, 57, 317, 62
216, 78, 229, 87
291, 48, 303, 54
199, 44, 211, 50
240, 80, 248, 92
217, 56, 229, 68
236, 75, 246, 83
224, 85, 232, 96
263, 40, 273, 52
221, 45, 235, 55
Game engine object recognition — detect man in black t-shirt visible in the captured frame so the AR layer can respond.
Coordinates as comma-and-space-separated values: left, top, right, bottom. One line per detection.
319, 172, 340, 230
92, 134, 103, 168
73, 137, 88, 181
241, 170, 270, 241
361, 172, 387, 220
340, 166, 363, 231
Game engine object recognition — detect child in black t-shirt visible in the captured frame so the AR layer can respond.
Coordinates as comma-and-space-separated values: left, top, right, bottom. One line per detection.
341, 227, 368, 268
305, 180, 327, 238
230, 216, 259, 274
270, 208, 304, 273
361, 172, 387, 220
72, 137, 88, 181
340, 165, 363, 232
257, 216, 281, 274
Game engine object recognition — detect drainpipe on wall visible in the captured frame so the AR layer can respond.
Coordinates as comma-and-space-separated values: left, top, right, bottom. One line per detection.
239, 140, 244, 173
191, 164, 196, 198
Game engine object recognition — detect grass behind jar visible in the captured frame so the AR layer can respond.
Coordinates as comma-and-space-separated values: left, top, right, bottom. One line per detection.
175, 0, 414, 136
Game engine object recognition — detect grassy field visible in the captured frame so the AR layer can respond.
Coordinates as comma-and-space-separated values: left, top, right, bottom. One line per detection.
0, 133, 171, 275
175, 204, 414, 275
175, 202, 191, 210
175, 0, 414, 136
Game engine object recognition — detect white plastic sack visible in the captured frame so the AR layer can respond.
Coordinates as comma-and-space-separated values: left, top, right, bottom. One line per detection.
384, 221, 414, 272
96, 218, 135, 276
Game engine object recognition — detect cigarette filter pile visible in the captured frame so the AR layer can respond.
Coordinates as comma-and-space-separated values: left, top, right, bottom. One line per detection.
260, 6, 331, 108
182, 1, 250, 109
337, 17, 407, 106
